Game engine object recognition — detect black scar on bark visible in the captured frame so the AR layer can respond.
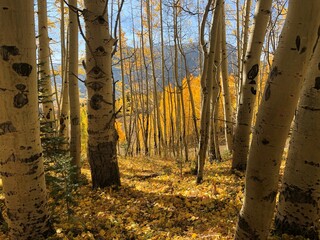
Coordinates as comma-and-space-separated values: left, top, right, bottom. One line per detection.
262, 138, 269, 145
20, 153, 42, 164
282, 184, 317, 206
12, 63, 32, 77
46, 108, 53, 119
237, 215, 260, 239
304, 160, 320, 168
314, 77, 320, 90
263, 191, 277, 202
250, 87, 256, 95
71, 117, 79, 125
13, 93, 28, 108
270, 66, 279, 80
95, 46, 106, 55
97, 16, 107, 25
296, 35, 301, 51
247, 64, 259, 80
0, 121, 16, 135
15, 84, 26, 91
0, 46, 19, 61
90, 94, 104, 110
274, 216, 319, 240
265, 84, 271, 101
88, 82, 103, 91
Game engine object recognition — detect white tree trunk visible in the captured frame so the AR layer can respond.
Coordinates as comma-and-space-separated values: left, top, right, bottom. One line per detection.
84, 0, 121, 188
220, 2, 233, 152
38, 0, 55, 128
0, 1, 51, 238
232, 0, 273, 171
68, 0, 81, 178
274, 26, 320, 239
197, 0, 222, 183
235, 1, 320, 239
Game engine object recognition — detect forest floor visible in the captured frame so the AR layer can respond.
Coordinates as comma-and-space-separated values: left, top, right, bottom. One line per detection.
0, 153, 308, 239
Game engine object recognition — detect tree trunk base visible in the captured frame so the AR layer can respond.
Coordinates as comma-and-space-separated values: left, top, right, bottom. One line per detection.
88, 141, 121, 189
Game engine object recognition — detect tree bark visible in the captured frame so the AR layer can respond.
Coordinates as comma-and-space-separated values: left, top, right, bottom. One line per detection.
232, 0, 273, 171
38, 0, 55, 129
220, 2, 233, 152
274, 24, 320, 239
235, 1, 320, 239
197, 0, 222, 184
84, 0, 121, 188
0, 1, 52, 238
68, 0, 81, 178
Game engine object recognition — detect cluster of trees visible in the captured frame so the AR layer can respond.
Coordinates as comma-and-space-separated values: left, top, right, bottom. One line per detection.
0, 0, 319, 239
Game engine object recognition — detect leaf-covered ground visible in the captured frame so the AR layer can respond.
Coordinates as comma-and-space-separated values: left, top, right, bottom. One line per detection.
50, 156, 244, 239
0, 155, 309, 239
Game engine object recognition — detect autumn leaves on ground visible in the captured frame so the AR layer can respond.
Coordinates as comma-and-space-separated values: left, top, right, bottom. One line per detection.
0, 155, 243, 240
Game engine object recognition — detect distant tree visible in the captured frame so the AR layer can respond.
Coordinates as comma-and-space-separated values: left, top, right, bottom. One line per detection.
220, 2, 233, 152
0, 0, 52, 238
38, 0, 56, 131
83, 0, 121, 188
235, 1, 320, 239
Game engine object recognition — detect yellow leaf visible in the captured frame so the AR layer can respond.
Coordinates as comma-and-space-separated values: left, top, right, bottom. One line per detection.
99, 229, 106, 236
191, 233, 198, 238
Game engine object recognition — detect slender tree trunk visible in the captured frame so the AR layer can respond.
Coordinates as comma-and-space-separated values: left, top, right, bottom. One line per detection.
0, 1, 52, 238
146, 0, 163, 156
235, 0, 242, 107
60, 33, 70, 145
140, 1, 150, 156
274, 29, 320, 239
173, 1, 182, 159
239, 0, 252, 92
232, 0, 273, 171
197, 0, 222, 184
160, 0, 168, 157
38, 0, 55, 129
84, 0, 121, 188
220, 2, 233, 152
68, 0, 81, 178
235, 1, 320, 239
118, 15, 129, 154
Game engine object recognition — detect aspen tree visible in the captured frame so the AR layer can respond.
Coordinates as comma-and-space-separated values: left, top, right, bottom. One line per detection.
84, 0, 121, 188
232, 0, 273, 171
140, 5, 150, 156
160, 0, 168, 156
173, 0, 182, 159
274, 28, 320, 239
68, 0, 81, 177
0, 1, 52, 238
60, 41, 70, 144
239, 0, 252, 91
118, 11, 129, 153
235, 1, 320, 238
197, 0, 222, 183
177, 36, 199, 144
220, 2, 233, 152
146, 0, 163, 156
209, 21, 222, 163
38, 0, 55, 129
59, 0, 69, 144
